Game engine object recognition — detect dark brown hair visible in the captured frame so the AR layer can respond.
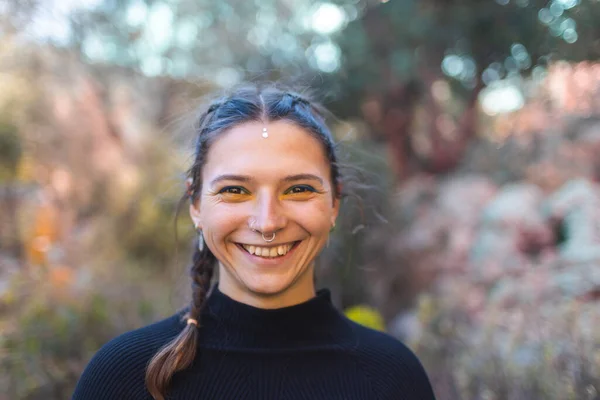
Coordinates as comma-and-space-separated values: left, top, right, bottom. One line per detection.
145, 83, 341, 400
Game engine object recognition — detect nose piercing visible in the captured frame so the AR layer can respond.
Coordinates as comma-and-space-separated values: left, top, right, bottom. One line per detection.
262, 232, 276, 242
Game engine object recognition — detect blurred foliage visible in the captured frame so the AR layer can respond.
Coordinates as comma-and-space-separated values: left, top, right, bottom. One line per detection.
2, 0, 600, 399
334, 0, 600, 93
12, 0, 600, 181
0, 39, 191, 397
66, 0, 320, 80
0, 120, 22, 182
414, 295, 600, 400
2, 285, 115, 399
326, 0, 600, 179
13, 0, 599, 92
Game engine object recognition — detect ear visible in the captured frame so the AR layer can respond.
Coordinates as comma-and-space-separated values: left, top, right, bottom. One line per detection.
331, 183, 342, 227
189, 202, 202, 230
332, 198, 340, 226
187, 178, 202, 229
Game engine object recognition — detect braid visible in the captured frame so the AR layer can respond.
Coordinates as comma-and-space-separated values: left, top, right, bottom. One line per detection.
267, 92, 296, 117
287, 92, 310, 107
189, 245, 216, 320
145, 242, 216, 400
206, 101, 222, 115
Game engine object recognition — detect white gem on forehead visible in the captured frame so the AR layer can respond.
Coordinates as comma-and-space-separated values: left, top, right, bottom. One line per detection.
262, 127, 268, 138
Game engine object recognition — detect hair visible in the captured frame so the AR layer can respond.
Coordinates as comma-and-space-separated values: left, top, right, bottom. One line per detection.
145, 83, 342, 400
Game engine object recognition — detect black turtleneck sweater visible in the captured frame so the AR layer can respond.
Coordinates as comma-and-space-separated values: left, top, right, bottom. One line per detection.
72, 287, 436, 399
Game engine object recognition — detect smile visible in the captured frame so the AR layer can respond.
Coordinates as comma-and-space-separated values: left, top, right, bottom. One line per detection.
237, 242, 299, 258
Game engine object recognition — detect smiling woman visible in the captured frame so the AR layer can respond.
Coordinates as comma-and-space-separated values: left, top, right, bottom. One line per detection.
71, 84, 436, 400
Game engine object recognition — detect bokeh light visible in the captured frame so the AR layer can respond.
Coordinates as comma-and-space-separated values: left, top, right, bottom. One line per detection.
563, 28, 578, 43
480, 81, 525, 115
307, 41, 341, 73
311, 3, 347, 35
555, 0, 580, 10
125, 0, 148, 27
24, 0, 103, 44
538, 8, 554, 25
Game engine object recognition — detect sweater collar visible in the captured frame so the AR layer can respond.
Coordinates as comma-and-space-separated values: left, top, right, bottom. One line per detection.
199, 285, 354, 350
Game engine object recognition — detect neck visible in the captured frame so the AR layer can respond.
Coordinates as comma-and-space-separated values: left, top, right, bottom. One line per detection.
200, 283, 355, 350
217, 263, 316, 309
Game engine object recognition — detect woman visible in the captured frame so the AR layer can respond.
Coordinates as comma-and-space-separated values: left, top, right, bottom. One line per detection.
72, 84, 436, 400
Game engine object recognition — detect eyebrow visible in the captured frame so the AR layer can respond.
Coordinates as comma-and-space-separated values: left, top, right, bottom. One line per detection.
209, 173, 324, 186
283, 174, 324, 185
210, 174, 251, 186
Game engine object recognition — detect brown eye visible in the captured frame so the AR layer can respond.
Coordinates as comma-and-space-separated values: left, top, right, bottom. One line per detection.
219, 186, 246, 195
286, 185, 316, 194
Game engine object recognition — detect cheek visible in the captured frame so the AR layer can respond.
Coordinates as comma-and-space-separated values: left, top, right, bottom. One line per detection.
200, 203, 248, 236
290, 200, 334, 232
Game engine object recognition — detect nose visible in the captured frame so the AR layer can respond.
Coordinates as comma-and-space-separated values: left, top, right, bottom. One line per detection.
250, 192, 287, 234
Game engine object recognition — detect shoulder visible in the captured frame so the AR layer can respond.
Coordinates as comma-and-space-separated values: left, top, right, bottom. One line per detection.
347, 319, 436, 400
72, 310, 186, 400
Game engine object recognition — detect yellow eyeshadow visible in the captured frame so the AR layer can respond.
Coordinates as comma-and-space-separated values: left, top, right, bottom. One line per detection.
281, 191, 316, 200
218, 191, 251, 202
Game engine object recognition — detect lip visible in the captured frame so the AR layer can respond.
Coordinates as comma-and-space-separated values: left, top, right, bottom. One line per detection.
235, 241, 301, 266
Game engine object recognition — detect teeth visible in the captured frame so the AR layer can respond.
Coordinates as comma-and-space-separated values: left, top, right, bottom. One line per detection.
241, 243, 294, 258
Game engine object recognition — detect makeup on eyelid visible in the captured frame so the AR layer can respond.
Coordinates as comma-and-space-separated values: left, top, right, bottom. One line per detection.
215, 184, 322, 198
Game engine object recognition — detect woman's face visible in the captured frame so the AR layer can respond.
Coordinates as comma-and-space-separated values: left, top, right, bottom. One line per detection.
189, 120, 339, 308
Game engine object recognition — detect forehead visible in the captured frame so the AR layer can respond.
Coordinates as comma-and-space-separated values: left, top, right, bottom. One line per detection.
203, 120, 331, 180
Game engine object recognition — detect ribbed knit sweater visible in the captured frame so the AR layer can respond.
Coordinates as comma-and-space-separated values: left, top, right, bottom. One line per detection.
72, 286, 436, 399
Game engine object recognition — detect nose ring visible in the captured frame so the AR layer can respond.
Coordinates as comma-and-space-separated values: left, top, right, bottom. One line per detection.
262, 232, 276, 242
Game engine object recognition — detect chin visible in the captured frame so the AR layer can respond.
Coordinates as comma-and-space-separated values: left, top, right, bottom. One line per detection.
243, 276, 293, 296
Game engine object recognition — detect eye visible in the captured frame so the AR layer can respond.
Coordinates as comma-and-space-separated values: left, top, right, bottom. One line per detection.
218, 186, 247, 195
285, 185, 317, 195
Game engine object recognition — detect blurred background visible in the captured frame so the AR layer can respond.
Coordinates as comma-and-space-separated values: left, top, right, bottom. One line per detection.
1, 0, 599, 398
